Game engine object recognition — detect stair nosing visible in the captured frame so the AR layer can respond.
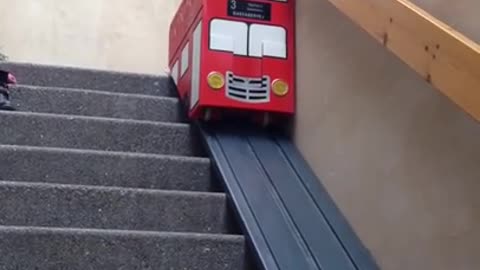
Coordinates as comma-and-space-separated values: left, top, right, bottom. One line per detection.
0, 180, 225, 197
1, 61, 169, 78
0, 225, 244, 240
14, 84, 180, 102
0, 110, 189, 128
0, 144, 210, 162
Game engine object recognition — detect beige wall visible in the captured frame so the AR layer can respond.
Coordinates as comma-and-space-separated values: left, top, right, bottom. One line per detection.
0, 0, 182, 74
294, 1, 480, 270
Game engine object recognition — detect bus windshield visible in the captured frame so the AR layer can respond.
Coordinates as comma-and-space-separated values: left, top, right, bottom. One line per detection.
209, 19, 286, 59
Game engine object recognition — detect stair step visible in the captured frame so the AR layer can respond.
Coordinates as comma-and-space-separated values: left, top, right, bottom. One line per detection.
0, 181, 230, 233
0, 226, 247, 270
0, 111, 200, 156
11, 85, 185, 123
0, 61, 175, 97
0, 145, 213, 191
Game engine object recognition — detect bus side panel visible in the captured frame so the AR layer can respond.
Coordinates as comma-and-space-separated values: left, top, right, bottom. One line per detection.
168, 0, 203, 67
195, 0, 210, 118
198, 14, 214, 115
175, 13, 204, 116
189, 18, 204, 113
168, 1, 204, 106
284, 0, 296, 114
176, 38, 192, 102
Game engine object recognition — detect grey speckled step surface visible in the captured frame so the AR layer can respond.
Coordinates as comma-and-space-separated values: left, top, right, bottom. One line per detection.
0, 111, 200, 156
11, 85, 185, 123
0, 181, 231, 234
0, 62, 252, 270
0, 144, 213, 191
0, 61, 175, 96
0, 226, 247, 270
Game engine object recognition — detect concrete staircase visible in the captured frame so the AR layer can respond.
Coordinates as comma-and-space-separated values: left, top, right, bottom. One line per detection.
0, 62, 252, 269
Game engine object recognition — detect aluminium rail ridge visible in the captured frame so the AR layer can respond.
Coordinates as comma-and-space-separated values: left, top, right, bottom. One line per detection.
197, 122, 380, 270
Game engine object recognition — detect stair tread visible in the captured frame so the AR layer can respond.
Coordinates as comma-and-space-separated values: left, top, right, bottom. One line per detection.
0, 110, 188, 127
14, 84, 180, 100
0, 61, 167, 77
11, 84, 184, 123
0, 143, 208, 161
0, 225, 243, 239
0, 111, 200, 156
0, 226, 247, 270
0, 144, 213, 191
0, 61, 175, 96
0, 180, 222, 196
0, 180, 229, 233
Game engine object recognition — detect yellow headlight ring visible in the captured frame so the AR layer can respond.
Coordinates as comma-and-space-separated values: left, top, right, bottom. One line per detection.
207, 72, 225, 90
272, 79, 289, 96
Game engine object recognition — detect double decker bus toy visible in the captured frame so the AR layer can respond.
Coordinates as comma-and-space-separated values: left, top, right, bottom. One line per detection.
168, 0, 295, 126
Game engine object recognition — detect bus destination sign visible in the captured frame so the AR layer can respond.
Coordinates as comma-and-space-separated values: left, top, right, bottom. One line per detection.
227, 0, 271, 21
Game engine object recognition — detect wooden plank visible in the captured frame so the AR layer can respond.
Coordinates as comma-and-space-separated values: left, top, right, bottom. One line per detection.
326, 0, 480, 121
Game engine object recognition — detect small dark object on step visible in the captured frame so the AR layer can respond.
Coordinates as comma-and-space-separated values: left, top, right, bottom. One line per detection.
0, 70, 16, 111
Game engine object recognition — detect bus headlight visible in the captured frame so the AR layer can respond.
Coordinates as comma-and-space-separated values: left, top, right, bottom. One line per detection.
207, 72, 225, 90
272, 79, 289, 96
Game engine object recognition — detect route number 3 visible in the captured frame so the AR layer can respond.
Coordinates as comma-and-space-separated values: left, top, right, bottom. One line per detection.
229, 0, 237, 10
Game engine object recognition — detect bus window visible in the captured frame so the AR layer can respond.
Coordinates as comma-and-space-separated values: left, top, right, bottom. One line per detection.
209, 19, 248, 55
171, 60, 179, 85
181, 42, 189, 77
249, 24, 286, 58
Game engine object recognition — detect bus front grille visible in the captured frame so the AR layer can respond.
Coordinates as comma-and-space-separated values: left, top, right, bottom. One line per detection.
226, 72, 270, 103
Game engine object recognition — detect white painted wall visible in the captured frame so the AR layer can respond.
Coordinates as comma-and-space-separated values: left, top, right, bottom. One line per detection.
0, 0, 182, 74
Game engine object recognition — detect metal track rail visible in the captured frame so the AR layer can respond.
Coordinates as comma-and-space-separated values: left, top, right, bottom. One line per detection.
198, 123, 380, 270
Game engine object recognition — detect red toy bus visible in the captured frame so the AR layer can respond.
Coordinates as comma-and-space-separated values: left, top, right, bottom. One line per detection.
168, 0, 295, 125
